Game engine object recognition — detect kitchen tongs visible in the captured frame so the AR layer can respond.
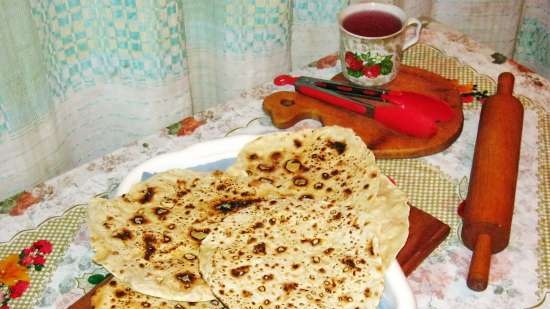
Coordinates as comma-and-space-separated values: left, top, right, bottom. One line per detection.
274, 75, 454, 138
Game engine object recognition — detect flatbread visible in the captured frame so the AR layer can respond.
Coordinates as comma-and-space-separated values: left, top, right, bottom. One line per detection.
360, 175, 409, 268
90, 278, 227, 309
227, 126, 381, 203
89, 170, 262, 302
227, 126, 409, 268
199, 198, 385, 309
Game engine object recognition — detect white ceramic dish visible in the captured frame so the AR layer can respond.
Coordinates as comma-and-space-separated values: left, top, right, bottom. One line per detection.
116, 134, 416, 309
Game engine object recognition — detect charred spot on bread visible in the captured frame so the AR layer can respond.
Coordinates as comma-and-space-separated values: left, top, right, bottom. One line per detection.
142, 234, 157, 260
215, 199, 262, 213
138, 187, 155, 204
284, 159, 302, 173
257, 164, 275, 172
131, 215, 149, 225
328, 140, 347, 154
253, 222, 264, 229
153, 207, 170, 220
230, 265, 251, 277
114, 289, 126, 298
175, 271, 196, 288
282, 282, 298, 293
253, 242, 266, 254
113, 228, 133, 241
270, 151, 282, 160
276, 246, 287, 253
340, 256, 360, 271
292, 176, 308, 187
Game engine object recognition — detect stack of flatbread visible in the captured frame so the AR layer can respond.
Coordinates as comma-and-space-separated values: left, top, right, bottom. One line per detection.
88, 126, 410, 309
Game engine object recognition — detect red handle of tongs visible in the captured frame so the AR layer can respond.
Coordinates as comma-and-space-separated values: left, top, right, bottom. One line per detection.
296, 85, 368, 114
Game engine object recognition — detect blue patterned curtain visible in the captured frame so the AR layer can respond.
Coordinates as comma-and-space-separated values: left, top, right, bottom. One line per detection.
0, 0, 349, 201
1, 0, 194, 202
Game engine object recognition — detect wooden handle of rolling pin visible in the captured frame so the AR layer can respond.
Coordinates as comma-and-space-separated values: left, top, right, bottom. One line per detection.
461, 72, 524, 291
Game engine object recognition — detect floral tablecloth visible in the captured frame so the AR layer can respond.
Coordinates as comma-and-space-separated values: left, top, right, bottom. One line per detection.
0, 23, 549, 309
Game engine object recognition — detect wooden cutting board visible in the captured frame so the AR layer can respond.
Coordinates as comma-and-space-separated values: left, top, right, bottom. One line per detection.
264, 65, 464, 158
68, 204, 449, 308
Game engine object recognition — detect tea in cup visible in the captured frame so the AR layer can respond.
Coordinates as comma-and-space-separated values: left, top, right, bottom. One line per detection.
339, 2, 422, 86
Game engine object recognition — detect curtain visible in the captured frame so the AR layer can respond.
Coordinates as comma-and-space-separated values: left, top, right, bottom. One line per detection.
514, 0, 549, 77
0, 0, 548, 202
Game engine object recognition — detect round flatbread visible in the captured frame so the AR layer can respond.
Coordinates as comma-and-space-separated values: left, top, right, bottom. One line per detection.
90, 277, 227, 309
88, 170, 262, 302
227, 126, 409, 268
227, 126, 381, 204
199, 198, 385, 309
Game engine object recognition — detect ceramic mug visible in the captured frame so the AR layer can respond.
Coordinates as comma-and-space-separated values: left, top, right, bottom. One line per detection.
339, 2, 422, 86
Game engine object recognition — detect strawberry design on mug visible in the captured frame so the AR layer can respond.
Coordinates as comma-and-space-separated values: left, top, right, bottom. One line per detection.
345, 52, 363, 71
345, 51, 392, 79
363, 64, 381, 78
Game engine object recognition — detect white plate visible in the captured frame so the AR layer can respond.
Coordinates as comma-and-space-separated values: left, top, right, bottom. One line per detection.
117, 134, 416, 309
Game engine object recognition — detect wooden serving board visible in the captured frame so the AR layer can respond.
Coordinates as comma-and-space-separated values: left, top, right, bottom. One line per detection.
264, 65, 464, 158
69, 204, 449, 308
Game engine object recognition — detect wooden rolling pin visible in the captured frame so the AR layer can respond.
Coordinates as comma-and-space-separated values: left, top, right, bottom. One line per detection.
461, 72, 524, 291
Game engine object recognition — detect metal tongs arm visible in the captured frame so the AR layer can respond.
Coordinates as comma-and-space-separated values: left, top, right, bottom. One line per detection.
294, 76, 376, 117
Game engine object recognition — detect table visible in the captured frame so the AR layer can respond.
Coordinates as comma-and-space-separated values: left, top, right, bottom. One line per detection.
0, 22, 548, 309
